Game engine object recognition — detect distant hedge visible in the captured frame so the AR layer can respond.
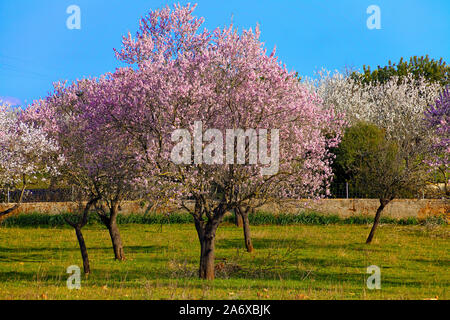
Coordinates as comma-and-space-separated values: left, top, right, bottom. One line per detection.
241, 211, 446, 226
0, 211, 446, 228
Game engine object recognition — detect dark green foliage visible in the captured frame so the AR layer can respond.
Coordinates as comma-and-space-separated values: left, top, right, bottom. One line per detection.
331, 122, 398, 198
351, 55, 449, 86
334, 122, 386, 179
1, 212, 194, 227
2, 211, 445, 227
231, 211, 342, 225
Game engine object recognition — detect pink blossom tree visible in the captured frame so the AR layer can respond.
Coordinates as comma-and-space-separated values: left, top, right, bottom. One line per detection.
425, 87, 450, 196
25, 78, 143, 267
111, 4, 343, 279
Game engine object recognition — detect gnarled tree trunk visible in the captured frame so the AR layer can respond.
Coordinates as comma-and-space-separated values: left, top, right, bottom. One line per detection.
193, 203, 226, 280
234, 208, 243, 227
199, 229, 216, 280
0, 175, 27, 220
0, 203, 21, 220
107, 219, 125, 261
366, 198, 392, 244
97, 200, 125, 261
65, 197, 100, 274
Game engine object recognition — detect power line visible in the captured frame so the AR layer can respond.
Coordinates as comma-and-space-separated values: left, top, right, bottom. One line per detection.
0, 54, 60, 80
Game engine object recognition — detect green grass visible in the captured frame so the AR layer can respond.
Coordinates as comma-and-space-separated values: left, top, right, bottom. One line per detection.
0, 222, 448, 300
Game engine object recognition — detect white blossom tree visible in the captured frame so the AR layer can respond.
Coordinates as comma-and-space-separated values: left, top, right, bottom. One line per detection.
306, 72, 443, 243
0, 104, 59, 218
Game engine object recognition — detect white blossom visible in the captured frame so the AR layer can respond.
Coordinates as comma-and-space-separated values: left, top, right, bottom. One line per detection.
0, 104, 60, 189
305, 71, 442, 142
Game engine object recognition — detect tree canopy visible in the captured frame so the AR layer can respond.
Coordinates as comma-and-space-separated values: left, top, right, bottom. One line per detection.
351, 55, 449, 87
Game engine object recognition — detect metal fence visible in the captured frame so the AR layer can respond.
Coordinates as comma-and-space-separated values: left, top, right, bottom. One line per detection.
0, 188, 145, 203
329, 182, 446, 200
0, 183, 445, 204
330, 182, 368, 199
0, 188, 74, 203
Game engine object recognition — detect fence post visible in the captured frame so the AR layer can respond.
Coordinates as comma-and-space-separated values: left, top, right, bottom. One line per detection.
346, 182, 349, 199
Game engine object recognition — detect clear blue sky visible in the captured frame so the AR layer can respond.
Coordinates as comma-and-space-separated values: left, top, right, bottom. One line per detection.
0, 0, 449, 106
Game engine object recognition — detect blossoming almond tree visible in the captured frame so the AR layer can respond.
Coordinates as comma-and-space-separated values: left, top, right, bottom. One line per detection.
0, 104, 59, 219
111, 4, 343, 279
25, 78, 143, 266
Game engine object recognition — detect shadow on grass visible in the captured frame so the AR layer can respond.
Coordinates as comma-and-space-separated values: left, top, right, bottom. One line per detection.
411, 258, 450, 267
216, 237, 380, 253
0, 256, 441, 291
0, 244, 167, 265
0, 244, 166, 254
0, 233, 446, 291
216, 238, 308, 250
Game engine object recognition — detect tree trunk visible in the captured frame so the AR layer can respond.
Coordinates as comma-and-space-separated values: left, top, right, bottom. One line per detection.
236, 206, 254, 252
75, 227, 90, 274
97, 201, 126, 261
366, 198, 391, 244
234, 208, 243, 227
107, 219, 125, 261
65, 197, 99, 274
0, 203, 21, 219
199, 231, 216, 280
0, 177, 26, 219
194, 205, 224, 280
241, 208, 254, 253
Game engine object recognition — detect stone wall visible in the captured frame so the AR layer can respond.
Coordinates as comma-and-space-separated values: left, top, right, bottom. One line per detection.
258, 199, 449, 220
1, 199, 448, 220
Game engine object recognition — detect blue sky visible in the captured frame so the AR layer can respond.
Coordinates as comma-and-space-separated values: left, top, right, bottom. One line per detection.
0, 0, 449, 106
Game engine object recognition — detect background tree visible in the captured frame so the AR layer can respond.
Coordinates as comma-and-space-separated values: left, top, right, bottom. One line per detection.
308, 72, 442, 243
334, 122, 417, 243
0, 104, 59, 219
235, 206, 255, 253
351, 55, 449, 87
425, 87, 450, 197
332, 122, 388, 197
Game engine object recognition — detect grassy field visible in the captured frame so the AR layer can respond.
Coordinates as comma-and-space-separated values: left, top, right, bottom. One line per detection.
0, 222, 448, 300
